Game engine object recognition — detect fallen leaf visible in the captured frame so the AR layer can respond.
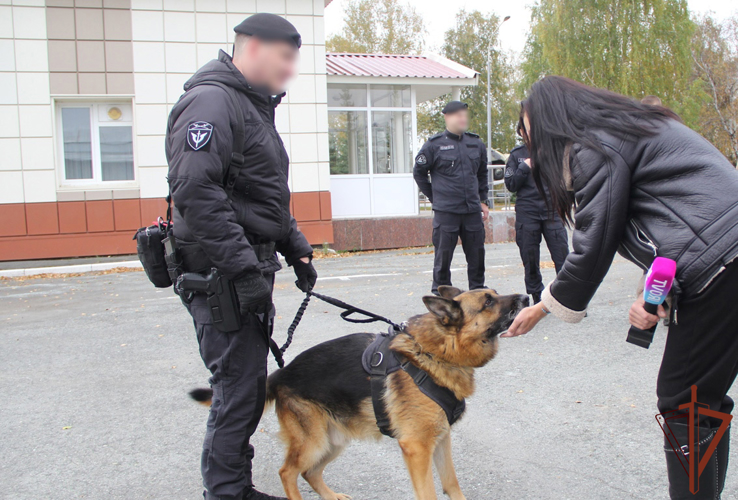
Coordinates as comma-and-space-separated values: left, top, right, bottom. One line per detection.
120, 344, 126, 347
517, 390, 524, 393
543, 336, 549, 340
575, 400, 582, 404
62, 426, 72, 430
407, 292, 414, 296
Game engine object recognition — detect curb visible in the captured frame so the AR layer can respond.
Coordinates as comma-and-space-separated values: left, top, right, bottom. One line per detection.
0, 260, 143, 278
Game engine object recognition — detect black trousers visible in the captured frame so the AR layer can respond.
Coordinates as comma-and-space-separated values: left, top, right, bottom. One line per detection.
432, 210, 485, 293
657, 262, 738, 424
514, 218, 569, 295
185, 277, 274, 500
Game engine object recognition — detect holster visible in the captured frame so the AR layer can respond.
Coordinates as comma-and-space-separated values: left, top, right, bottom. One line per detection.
163, 236, 242, 333
164, 237, 278, 334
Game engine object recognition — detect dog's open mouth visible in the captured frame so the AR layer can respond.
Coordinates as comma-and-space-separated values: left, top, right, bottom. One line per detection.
488, 300, 528, 338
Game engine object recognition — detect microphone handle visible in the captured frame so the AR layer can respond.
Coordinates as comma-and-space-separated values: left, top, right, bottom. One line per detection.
626, 301, 661, 349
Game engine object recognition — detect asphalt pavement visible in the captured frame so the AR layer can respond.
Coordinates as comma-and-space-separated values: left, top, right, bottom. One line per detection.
1, 242, 736, 499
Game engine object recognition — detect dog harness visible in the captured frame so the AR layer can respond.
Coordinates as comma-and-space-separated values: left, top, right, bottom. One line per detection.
361, 327, 466, 437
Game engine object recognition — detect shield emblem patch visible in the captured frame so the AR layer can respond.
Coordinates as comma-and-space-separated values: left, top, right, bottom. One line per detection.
187, 121, 213, 151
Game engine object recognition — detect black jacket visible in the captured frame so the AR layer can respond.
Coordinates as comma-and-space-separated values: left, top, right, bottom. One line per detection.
165, 50, 312, 278
413, 130, 488, 214
551, 118, 738, 313
504, 144, 561, 222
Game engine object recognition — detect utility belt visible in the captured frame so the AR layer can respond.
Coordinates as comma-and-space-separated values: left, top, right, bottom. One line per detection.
177, 240, 277, 273
133, 197, 276, 334
165, 236, 277, 333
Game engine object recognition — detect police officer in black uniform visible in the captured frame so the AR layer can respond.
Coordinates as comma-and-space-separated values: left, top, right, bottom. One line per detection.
165, 13, 317, 500
505, 122, 569, 304
414, 101, 489, 294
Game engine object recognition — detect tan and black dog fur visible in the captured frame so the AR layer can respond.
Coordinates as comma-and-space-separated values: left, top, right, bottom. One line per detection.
191, 286, 528, 500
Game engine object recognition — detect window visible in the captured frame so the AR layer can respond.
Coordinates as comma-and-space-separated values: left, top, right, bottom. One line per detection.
328, 84, 414, 176
371, 111, 412, 174
58, 102, 135, 184
370, 85, 411, 108
329, 111, 369, 174
327, 83, 368, 107
327, 83, 418, 218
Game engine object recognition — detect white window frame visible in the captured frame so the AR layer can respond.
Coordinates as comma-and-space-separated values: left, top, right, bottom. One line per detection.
54, 99, 138, 190
328, 83, 419, 218
327, 83, 416, 178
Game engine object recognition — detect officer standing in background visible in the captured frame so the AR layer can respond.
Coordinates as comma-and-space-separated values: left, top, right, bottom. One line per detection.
505, 120, 569, 304
414, 101, 489, 295
165, 14, 317, 500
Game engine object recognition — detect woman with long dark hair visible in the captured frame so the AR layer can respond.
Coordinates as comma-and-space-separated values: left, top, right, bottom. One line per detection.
503, 76, 738, 499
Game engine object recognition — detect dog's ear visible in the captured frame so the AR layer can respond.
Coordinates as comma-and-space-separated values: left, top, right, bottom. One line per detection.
437, 286, 463, 300
423, 296, 462, 326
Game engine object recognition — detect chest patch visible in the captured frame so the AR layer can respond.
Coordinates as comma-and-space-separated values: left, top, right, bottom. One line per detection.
439, 145, 455, 151
186, 121, 213, 151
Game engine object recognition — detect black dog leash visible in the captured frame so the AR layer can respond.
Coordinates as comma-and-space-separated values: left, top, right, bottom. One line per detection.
276, 289, 403, 368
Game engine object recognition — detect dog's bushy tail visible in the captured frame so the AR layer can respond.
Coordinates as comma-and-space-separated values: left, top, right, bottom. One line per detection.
189, 388, 213, 406
189, 368, 282, 411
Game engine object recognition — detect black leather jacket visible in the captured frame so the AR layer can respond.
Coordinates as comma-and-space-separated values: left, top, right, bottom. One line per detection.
166, 51, 312, 278
550, 118, 738, 312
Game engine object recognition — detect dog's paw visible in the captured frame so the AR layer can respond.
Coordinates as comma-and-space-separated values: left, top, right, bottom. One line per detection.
333, 495, 352, 500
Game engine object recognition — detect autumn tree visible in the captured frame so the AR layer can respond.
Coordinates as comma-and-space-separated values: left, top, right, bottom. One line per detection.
692, 14, 738, 165
418, 10, 520, 153
326, 0, 425, 54
522, 0, 698, 124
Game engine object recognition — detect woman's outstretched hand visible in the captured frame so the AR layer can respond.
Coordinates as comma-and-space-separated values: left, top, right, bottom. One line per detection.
501, 305, 549, 338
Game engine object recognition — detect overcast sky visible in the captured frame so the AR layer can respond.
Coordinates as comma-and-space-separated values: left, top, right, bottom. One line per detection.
324, 0, 738, 57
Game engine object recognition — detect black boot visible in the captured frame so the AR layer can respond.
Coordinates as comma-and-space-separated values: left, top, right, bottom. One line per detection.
242, 487, 288, 500
531, 292, 541, 304
664, 422, 730, 499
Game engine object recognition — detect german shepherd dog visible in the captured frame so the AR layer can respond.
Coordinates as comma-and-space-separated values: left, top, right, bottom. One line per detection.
192, 286, 528, 500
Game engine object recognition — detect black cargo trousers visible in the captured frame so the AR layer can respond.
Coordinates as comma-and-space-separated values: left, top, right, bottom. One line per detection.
514, 217, 569, 295
432, 210, 486, 294
185, 275, 275, 500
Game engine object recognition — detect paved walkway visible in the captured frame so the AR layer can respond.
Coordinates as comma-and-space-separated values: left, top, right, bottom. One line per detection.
1, 242, 735, 499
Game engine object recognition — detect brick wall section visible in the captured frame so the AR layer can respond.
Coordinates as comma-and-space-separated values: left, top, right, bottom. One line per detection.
0, 192, 334, 261
332, 212, 516, 252
0, 198, 166, 260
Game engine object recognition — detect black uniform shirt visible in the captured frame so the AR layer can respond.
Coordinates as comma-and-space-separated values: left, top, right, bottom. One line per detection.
413, 130, 488, 214
504, 144, 560, 223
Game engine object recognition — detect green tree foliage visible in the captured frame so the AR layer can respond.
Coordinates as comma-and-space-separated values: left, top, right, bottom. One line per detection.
326, 0, 425, 54
692, 14, 738, 165
522, 0, 698, 123
417, 10, 520, 154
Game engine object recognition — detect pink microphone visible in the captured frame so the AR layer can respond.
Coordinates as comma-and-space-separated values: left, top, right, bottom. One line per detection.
627, 257, 677, 348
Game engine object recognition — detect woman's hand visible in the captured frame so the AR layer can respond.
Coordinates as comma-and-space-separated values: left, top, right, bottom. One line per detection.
501, 305, 549, 338
629, 295, 667, 330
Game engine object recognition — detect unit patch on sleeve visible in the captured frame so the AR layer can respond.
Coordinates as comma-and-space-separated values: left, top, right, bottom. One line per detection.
186, 121, 213, 151
416, 153, 427, 165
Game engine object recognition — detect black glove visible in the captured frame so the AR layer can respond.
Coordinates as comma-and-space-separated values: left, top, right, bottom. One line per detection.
292, 257, 317, 293
233, 270, 272, 314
